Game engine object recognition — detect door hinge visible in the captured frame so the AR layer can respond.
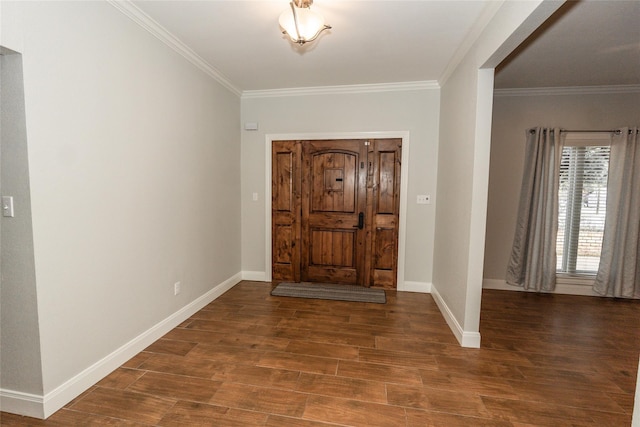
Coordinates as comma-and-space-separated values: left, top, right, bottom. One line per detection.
364, 140, 370, 146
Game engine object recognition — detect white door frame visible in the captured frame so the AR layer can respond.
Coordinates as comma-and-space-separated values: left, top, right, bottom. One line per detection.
265, 131, 410, 290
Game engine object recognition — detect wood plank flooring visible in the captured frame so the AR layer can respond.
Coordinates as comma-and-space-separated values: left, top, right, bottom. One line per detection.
2, 281, 639, 426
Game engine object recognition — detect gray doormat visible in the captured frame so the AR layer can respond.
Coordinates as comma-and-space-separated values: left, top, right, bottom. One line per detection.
271, 282, 386, 304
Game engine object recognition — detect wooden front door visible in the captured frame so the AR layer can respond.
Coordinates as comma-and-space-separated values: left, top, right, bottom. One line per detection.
302, 140, 367, 285
272, 138, 401, 288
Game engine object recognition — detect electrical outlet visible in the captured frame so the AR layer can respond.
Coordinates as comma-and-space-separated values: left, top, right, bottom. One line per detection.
174, 281, 181, 295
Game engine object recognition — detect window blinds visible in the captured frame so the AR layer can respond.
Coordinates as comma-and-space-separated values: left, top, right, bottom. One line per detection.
556, 145, 610, 274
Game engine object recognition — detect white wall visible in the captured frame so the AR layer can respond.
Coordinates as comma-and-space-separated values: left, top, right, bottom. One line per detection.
1, 1, 241, 416
433, 0, 560, 347
241, 88, 440, 286
484, 90, 640, 285
1, 51, 44, 397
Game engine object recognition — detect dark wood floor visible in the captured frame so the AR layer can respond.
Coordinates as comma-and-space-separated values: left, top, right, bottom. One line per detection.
2, 281, 639, 426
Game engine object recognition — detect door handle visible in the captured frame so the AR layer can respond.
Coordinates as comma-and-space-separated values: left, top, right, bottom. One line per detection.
353, 212, 364, 230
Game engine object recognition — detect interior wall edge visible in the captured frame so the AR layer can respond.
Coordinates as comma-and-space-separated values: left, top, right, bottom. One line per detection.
430, 284, 481, 348
0, 50, 44, 397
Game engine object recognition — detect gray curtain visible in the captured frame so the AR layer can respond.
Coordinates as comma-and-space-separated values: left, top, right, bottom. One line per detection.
594, 127, 640, 298
506, 128, 563, 291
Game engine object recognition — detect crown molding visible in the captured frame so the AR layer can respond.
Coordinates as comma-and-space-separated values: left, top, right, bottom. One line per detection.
494, 84, 640, 97
438, 0, 505, 87
107, 0, 242, 97
242, 80, 439, 99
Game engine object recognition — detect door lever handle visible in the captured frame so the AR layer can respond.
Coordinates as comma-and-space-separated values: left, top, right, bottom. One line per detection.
353, 212, 364, 230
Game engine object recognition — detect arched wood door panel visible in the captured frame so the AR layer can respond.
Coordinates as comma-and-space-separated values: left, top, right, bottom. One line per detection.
302, 141, 367, 285
272, 139, 401, 288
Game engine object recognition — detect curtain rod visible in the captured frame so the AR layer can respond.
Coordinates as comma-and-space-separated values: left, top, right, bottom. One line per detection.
561, 129, 618, 133
529, 129, 637, 134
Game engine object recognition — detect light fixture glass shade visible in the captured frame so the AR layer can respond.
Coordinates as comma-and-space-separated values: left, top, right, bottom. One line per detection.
279, 3, 329, 44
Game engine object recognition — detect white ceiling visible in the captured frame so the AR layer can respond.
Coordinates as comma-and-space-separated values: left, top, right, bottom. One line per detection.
495, 0, 640, 88
130, 0, 491, 92
128, 0, 640, 93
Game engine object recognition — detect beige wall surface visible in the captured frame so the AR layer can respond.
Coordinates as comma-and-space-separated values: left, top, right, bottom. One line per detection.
240, 89, 440, 286
1, 0, 241, 401
433, 0, 555, 344
1, 52, 44, 397
484, 91, 640, 282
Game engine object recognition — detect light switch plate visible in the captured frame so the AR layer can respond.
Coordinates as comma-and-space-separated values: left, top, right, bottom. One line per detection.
2, 196, 14, 217
417, 195, 431, 205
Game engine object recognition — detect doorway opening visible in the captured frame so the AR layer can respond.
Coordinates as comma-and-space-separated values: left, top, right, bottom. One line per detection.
265, 132, 410, 290
272, 138, 401, 288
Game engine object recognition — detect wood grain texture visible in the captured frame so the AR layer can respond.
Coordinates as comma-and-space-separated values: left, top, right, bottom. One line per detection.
273, 139, 402, 288
68, 387, 176, 425
367, 139, 401, 289
302, 140, 367, 285
2, 283, 638, 426
159, 400, 267, 426
271, 141, 301, 282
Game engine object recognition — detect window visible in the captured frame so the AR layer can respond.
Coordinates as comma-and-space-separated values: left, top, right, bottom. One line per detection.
556, 135, 611, 275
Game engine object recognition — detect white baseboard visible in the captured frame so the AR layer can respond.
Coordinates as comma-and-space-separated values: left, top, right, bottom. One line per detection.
430, 284, 481, 348
241, 271, 267, 281
1, 272, 242, 419
400, 281, 432, 293
460, 330, 482, 348
483, 278, 601, 296
0, 390, 44, 419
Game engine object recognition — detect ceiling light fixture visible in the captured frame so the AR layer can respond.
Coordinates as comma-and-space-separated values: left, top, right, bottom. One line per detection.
279, 0, 331, 45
